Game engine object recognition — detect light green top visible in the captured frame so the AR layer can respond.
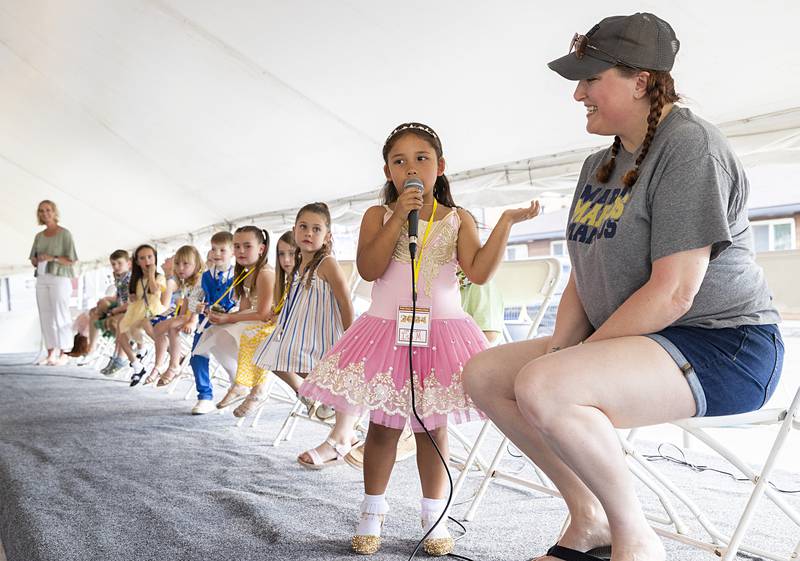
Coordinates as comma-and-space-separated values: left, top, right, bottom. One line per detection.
29, 227, 78, 278
460, 278, 504, 333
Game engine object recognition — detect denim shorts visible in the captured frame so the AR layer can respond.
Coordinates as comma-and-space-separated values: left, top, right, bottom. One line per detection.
647, 324, 784, 418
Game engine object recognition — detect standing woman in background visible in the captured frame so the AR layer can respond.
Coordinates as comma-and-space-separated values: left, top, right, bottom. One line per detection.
29, 200, 78, 366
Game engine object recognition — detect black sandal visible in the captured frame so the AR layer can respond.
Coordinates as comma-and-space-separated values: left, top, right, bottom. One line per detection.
543, 544, 612, 561
129, 368, 146, 387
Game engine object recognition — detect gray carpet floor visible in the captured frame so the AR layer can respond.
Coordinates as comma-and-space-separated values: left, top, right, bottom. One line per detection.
0, 359, 798, 561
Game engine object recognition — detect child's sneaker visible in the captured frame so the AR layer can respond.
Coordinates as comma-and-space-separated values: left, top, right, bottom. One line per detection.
105, 357, 127, 376
99, 357, 115, 375
420, 498, 453, 556
191, 399, 216, 415
351, 494, 388, 555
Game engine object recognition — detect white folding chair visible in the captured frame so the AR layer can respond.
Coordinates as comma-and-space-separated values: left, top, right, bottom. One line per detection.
339, 260, 359, 295
225, 375, 299, 429
619, 385, 800, 561
450, 258, 563, 506
271, 396, 341, 445
494, 257, 563, 342
350, 274, 374, 316
85, 334, 116, 370
180, 355, 231, 401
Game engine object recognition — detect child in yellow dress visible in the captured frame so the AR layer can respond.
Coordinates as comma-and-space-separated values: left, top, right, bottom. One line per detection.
216, 231, 298, 414
118, 244, 173, 386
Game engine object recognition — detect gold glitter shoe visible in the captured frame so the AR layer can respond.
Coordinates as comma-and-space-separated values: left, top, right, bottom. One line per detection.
423, 536, 454, 557
351, 531, 382, 555
421, 510, 454, 556
351, 499, 388, 555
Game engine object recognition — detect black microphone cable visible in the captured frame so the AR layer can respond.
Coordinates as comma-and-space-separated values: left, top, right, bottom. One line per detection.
406, 243, 478, 561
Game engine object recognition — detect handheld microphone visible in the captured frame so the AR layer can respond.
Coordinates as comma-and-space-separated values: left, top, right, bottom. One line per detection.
404, 177, 424, 260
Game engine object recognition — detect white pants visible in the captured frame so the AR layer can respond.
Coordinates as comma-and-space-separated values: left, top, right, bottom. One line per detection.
193, 324, 241, 383
36, 274, 73, 351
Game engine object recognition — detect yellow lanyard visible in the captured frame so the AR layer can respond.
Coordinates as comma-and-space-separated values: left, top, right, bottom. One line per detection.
174, 280, 196, 318
272, 282, 290, 315
142, 277, 160, 318
211, 267, 254, 310
174, 280, 184, 317
412, 198, 438, 289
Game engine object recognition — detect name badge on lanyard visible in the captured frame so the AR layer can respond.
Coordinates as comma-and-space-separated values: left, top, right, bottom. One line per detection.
396, 304, 431, 347
396, 198, 438, 348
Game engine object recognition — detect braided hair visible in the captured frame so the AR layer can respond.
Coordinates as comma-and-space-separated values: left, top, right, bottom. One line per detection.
595, 69, 680, 188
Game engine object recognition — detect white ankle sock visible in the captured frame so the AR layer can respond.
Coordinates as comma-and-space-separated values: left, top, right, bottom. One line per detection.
356, 493, 389, 537
130, 360, 143, 372
421, 497, 450, 539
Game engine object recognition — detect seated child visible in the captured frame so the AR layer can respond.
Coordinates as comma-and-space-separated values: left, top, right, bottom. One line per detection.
188, 231, 238, 413
118, 244, 173, 385
143, 245, 205, 387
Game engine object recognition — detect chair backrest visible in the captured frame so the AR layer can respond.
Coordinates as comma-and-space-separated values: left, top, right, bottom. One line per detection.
337, 259, 373, 302
491, 257, 562, 339
351, 276, 374, 302
338, 260, 357, 290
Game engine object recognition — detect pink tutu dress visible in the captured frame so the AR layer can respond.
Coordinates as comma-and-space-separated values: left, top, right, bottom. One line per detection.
299, 206, 486, 431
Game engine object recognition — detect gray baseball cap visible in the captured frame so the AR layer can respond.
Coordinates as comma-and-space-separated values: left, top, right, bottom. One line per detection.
548, 12, 680, 80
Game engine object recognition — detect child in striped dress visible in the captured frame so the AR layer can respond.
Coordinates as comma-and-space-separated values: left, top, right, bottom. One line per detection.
252, 203, 354, 412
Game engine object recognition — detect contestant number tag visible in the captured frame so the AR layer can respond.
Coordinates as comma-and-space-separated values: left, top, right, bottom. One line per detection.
396, 305, 430, 347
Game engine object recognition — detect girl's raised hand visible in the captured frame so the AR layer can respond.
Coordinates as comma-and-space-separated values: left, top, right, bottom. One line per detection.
502, 200, 541, 225
392, 184, 424, 221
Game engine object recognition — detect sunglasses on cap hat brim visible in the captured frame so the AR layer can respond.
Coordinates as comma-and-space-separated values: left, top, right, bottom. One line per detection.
548, 33, 643, 81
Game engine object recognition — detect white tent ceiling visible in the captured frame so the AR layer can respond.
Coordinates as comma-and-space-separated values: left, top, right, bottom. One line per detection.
2, 0, 799, 274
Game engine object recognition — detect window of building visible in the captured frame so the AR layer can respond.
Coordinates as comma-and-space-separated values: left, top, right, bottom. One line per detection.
505, 244, 528, 261
751, 219, 796, 252
550, 240, 566, 256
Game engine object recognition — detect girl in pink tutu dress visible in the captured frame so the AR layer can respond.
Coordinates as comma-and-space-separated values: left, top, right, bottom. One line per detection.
298, 122, 540, 556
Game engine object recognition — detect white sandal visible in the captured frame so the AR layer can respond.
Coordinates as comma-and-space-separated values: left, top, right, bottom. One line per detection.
143, 367, 161, 386
297, 437, 356, 470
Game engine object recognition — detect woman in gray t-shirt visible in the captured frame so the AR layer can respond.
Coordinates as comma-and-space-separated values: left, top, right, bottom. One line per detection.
29, 200, 78, 366
464, 12, 783, 561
